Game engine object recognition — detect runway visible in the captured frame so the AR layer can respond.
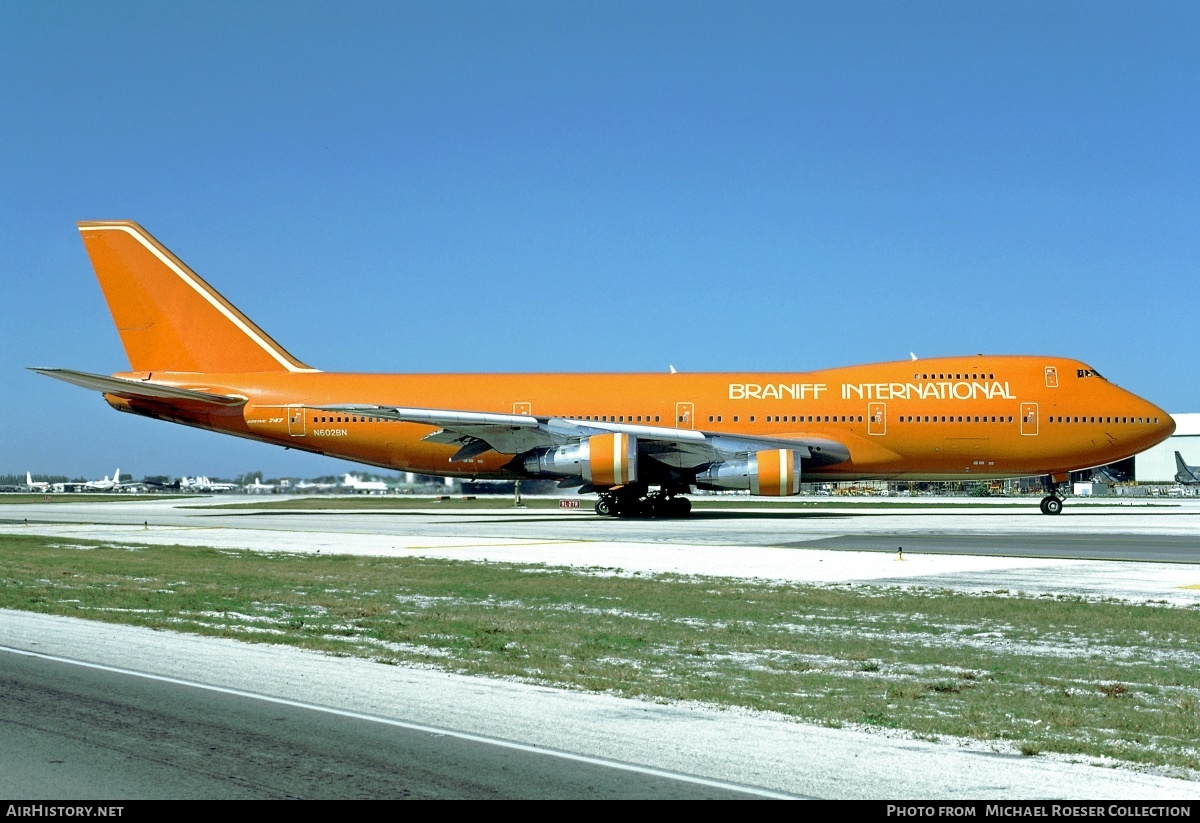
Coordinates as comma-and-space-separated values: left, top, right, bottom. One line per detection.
1, 495, 1199, 799
3, 496, 1199, 605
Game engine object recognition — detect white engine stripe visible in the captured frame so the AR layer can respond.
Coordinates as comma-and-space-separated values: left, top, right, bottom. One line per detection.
614, 434, 625, 485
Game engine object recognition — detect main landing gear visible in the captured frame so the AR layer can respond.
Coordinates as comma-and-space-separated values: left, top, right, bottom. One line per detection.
595, 487, 692, 518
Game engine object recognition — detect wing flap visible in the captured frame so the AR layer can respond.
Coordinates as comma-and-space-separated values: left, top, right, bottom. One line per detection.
313, 405, 552, 455
316, 404, 540, 429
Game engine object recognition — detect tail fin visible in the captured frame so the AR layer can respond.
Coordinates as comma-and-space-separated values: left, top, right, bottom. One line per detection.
77, 221, 316, 374
114, 469, 120, 484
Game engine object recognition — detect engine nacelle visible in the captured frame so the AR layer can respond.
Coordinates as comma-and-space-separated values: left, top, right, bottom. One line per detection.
523, 433, 638, 485
694, 449, 802, 496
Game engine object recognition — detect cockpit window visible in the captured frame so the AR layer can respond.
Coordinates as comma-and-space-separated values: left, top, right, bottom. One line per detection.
1076, 368, 1105, 379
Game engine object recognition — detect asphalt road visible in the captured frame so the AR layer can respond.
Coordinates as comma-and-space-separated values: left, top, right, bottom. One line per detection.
0, 647, 764, 800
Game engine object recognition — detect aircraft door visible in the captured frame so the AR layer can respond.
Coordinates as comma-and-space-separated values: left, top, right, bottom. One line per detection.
1044, 367, 1058, 388
513, 402, 531, 416
1020, 402, 1038, 436
675, 402, 694, 430
287, 405, 306, 437
867, 402, 886, 436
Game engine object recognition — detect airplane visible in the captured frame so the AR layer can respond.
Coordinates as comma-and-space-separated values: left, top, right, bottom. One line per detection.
342, 473, 389, 494
1089, 463, 1128, 485
1175, 452, 1200, 485
32, 221, 1176, 518
244, 477, 277, 493
181, 476, 238, 493
82, 469, 138, 492
25, 472, 52, 493
294, 478, 338, 492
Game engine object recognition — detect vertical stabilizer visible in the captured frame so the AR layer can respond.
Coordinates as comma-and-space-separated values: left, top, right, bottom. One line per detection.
77, 221, 316, 374
1176, 452, 1198, 484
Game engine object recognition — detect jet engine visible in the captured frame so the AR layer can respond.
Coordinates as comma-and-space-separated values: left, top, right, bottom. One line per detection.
694, 448, 802, 496
523, 433, 638, 485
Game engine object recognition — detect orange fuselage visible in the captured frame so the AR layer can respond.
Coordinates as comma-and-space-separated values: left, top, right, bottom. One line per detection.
104, 355, 1173, 482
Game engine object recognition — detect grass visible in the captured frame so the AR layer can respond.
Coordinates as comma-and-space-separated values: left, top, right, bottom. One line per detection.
2, 532, 1198, 776
0, 494, 193, 504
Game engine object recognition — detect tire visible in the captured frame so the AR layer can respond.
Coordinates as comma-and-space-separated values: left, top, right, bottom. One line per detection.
1044, 497, 1063, 515
619, 498, 649, 518
595, 498, 615, 516
659, 497, 689, 518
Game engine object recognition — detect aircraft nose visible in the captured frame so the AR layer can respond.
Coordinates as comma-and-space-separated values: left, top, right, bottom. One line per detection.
1137, 401, 1175, 450
1157, 408, 1177, 440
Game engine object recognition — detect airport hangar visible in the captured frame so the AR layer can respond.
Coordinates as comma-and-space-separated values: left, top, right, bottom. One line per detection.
1132, 412, 1200, 481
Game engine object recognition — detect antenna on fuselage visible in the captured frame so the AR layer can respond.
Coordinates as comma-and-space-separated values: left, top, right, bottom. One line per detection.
910, 353, 918, 361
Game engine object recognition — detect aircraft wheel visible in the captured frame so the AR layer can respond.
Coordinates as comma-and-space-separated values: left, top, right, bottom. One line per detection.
1040, 496, 1063, 515
656, 497, 689, 518
595, 497, 616, 517
619, 497, 650, 518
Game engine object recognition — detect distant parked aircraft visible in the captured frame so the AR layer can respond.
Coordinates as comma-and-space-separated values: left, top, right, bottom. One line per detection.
1090, 464, 1128, 485
181, 476, 238, 492
83, 469, 138, 492
1175, 452, 1200, 485
243, 477, 276, 493
25, 473, 51, 493
294, 479, 337, 492
342, 473, 389, 494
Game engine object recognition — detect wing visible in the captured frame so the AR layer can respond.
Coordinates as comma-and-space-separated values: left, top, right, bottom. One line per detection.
312, 403, 851, 485
31, 368, 248, 407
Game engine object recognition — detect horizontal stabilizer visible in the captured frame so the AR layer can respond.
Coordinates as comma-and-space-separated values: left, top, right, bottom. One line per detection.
30, 368, 247, 407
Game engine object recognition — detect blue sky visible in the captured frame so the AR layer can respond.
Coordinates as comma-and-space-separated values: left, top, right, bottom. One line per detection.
2, 1, 1197, 479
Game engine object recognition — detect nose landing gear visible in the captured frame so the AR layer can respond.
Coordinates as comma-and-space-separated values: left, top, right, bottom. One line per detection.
1039, 495, 1063, 515
1039, 474, 1067, 515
